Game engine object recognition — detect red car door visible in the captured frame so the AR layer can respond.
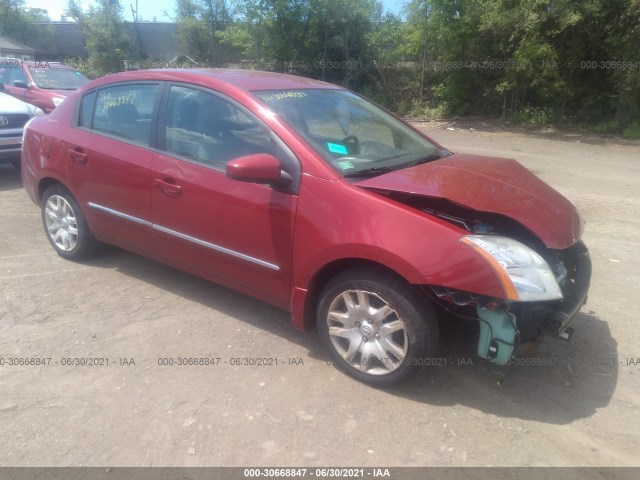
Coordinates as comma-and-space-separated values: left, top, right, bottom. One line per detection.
67, 82, 161, 251
151, 85, 299, 307
4, 63, 30, 102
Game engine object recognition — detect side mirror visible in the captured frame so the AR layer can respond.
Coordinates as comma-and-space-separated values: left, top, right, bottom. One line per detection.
14, 80, 29, 89
226, 154, 291, 186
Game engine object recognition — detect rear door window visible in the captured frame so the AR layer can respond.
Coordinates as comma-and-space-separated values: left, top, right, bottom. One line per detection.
88, 83, 160, 145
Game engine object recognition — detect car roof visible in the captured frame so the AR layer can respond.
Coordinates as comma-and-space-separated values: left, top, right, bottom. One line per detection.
88, 68, 343, 92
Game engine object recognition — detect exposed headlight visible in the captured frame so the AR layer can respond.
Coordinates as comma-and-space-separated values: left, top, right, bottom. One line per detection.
52, 97, 64, 106
461, 235, 563, 302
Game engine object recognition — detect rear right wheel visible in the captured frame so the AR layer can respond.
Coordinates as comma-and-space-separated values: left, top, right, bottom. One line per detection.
41, 184, 99, 260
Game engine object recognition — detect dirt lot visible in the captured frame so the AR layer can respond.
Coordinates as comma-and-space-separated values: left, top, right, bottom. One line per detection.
1, 121, 639, 468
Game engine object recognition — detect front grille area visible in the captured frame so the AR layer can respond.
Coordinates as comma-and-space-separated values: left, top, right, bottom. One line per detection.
0, 114, 30, 129
429, 240, 591, 345
510, 241, 591, 341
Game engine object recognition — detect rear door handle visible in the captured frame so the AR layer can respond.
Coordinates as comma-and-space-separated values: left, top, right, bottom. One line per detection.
154, 178, 183, 197
68, 148, 88, 164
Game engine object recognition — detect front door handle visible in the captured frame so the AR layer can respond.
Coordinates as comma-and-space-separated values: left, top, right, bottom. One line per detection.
68, 148, 88, 164
154, 178, 183, 197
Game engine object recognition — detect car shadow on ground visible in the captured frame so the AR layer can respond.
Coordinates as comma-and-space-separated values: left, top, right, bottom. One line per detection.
82, 245, 319, 354
0, 163, 22, 191
393, 310, 618, 425
83, 245, 617, 426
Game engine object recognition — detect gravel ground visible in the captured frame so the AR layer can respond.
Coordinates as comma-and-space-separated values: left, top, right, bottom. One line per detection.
0, 121, 639, 467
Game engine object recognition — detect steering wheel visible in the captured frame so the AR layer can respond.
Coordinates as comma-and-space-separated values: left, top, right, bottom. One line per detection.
341, 135, 360, 155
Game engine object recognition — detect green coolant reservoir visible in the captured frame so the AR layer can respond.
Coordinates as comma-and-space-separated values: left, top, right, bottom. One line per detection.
477, 306, 517, 365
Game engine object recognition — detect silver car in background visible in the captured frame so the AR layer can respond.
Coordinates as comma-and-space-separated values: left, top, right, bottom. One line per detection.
0, 86, 44, 169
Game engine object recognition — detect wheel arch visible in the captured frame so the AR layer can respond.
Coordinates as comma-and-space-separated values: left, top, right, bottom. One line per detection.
298, 257, 428, 331
38, 179, 99, 259
38, 177, 68, 203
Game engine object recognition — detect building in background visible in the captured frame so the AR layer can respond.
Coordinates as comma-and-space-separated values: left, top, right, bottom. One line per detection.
31, 22, 179, 62
0, 36, 36, 60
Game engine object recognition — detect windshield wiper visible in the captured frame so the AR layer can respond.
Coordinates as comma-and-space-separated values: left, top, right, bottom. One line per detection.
343, 166, 394, 178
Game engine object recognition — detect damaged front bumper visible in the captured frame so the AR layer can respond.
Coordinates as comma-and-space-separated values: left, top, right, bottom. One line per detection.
512, 240, 592, 337
431, 241, 592, 365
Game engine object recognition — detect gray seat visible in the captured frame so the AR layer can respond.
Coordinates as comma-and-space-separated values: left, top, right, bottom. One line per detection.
194, 97, 237, 166
176, 97, 199, 130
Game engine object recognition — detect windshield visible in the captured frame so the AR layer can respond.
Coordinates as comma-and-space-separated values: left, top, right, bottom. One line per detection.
253, 89, 445, 177
28, 67, 89, 90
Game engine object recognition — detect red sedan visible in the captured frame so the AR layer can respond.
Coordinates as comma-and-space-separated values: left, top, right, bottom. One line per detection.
21, 69, 591, 385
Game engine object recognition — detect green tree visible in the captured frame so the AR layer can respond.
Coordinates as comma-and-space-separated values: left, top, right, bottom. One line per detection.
397, 0, 640, 128
175, 0, 235, 65
478, 0, 640, 125
66, 0, 133, 77
0, 0, 51, 46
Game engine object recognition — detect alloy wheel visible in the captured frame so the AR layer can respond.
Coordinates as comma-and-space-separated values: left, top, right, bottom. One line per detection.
326, 289, 408, 375
44, 195, 79, 252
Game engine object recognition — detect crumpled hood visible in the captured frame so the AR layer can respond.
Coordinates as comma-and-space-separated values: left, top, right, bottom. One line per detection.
355, 153, 583, 249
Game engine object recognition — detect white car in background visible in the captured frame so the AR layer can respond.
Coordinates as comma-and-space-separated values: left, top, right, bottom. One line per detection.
0, 85, 44, 170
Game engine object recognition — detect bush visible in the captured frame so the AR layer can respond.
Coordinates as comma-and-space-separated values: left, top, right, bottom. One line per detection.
512, 106, 555, 125
408, 100, 447, 119
588, 121, 619, 134
623, 122, 640, 140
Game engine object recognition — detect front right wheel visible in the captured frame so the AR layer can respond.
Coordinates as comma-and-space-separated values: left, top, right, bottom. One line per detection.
317, 267, 439, 386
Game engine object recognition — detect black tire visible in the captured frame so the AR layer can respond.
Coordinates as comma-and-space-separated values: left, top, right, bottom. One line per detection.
41, 184, 99, 260
317, 266, 439, 386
